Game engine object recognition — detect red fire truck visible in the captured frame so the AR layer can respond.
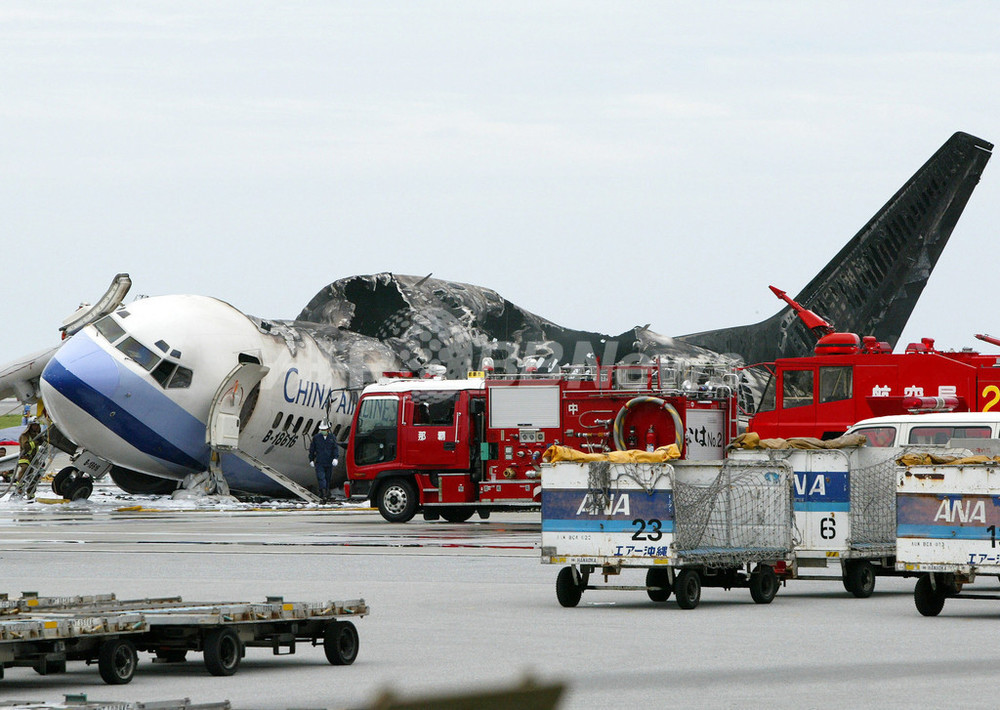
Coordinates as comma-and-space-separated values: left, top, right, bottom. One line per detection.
345, 364, 739, 522
746, 288, 1000, 440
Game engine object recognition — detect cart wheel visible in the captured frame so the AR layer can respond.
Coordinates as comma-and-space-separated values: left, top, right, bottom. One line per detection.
556, 566, 584, 607
376, 478, 418, 523
674, 569, 701, 610
324, 621, 359, 665
203, 627, 242, 676
439, 507, 475, 523
844, 560, 876, 598
914, 575, 947, 617
749, 564, 778, 604
98, 637, 137, 685
646, 568, 672, 603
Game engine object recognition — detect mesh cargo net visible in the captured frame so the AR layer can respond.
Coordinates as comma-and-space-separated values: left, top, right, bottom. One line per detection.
672, 460, 793, 567
579, 461, 671, 515
847, 450, 899, 550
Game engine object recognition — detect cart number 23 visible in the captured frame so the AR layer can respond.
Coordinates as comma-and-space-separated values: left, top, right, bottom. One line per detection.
632, 519, 664, 541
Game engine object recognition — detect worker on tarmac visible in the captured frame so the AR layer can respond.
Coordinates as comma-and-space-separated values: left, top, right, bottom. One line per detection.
308, 421, 341, 502
14, 417, 42, 493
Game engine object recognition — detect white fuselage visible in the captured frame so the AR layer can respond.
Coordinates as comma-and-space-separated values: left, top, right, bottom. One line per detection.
39, 295, 398, 496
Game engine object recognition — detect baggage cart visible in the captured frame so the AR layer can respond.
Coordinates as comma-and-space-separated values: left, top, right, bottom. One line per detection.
896, 459, 1000, 615
0, 593, 368, 684
540, 458, 794, 609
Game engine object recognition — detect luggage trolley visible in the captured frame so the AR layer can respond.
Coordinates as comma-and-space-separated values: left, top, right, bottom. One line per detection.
540, 457, 794, 609
731, 446, 907, 597
896, 458, 1000, 616
0, 593, 368, 684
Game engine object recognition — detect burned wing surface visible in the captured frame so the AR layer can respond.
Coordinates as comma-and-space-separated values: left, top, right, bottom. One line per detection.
296, 273, 732, 379
677, 132, 993, 363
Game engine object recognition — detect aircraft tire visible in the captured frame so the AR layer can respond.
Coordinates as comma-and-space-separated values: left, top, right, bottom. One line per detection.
674, 569, 701, 610
646, 567, 672, 603
375, 478, 418, 523
52, 466, 76, 497
98, 637, 137, 685
914, 575, 946, 617
64, 475, 94, 501
556, 566, 583, 608
749, 564, 778, 604
203, 627, 242, 676
324, 621, 359, 665
845, 560, 876, 598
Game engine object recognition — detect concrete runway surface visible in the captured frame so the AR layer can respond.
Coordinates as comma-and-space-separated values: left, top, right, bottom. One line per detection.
2, 490, 1000, 709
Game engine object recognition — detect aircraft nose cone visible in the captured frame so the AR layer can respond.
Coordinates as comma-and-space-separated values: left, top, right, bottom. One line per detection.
41, 333, 122, 412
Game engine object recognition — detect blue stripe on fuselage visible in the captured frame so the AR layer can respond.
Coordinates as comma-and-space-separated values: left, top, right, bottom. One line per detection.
44, 335, 207, 472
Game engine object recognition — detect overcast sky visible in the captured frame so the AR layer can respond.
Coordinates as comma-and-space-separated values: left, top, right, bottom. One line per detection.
2, 2, 999, 364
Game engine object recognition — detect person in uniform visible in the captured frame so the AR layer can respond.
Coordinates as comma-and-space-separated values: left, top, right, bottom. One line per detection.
308, 421, 341, 501
14, 418, 42, 489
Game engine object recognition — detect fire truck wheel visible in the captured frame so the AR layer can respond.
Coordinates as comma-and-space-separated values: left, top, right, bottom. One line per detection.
324, 621, 359, 665
52, 466, 76, 497
749, 564, 778, 604
645, 568, 672, 602
98, 637, 137, 685
556, 566, 583, 607
376, 478, 418, 523
203, 627, 243, 676
914, 575, 946, 617
477, 508, 491, 520
844, 560, 876, 598
439, 507, 474, 523
674, 569, 701, 610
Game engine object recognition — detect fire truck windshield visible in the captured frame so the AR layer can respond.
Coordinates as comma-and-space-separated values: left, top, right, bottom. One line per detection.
354, 397, 399, 466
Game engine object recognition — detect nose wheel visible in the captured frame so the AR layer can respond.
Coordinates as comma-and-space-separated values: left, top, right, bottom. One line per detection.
52, 467, 94, 501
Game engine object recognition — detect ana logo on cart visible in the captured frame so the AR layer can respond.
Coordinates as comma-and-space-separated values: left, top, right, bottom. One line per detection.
934, 499, 986, 524
576, 493, 631, 516
793, 473, 826, 497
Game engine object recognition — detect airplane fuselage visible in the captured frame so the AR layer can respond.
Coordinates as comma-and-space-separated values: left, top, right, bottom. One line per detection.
40, 295, 399, 497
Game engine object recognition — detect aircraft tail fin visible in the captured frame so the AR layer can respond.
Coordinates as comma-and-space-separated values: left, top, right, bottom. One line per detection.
678, 131, 993, 363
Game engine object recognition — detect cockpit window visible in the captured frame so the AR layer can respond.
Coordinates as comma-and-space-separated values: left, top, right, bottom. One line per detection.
167, 366, 193, 389
94, 316, 126, 344
151, 360, 177, 386
154, 340, 169, 353
117, 336, 160, 371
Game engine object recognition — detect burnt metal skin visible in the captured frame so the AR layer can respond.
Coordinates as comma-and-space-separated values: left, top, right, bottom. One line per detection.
297, 135, 992, 384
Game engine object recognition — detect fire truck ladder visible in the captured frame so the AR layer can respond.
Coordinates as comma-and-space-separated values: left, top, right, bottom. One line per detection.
207, 363, 321, 504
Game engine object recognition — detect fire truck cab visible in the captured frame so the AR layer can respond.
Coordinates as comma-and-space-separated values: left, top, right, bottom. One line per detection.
346, 364, 739, 523
747, 335, 1000, 441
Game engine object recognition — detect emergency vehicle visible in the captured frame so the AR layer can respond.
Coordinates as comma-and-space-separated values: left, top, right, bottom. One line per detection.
746, 287, 1000, 440
345, 362, 739, 523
